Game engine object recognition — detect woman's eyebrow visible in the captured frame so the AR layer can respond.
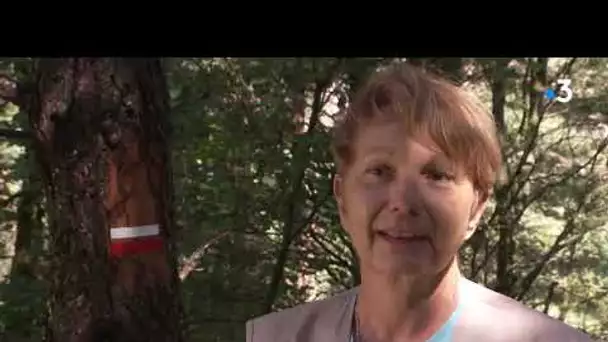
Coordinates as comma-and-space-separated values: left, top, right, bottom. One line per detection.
424, 155, 458, 171
359, 146, 395, 158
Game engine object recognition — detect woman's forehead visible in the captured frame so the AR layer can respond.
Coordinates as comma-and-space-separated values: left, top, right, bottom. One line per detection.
351, 125, 459, 169
353, 119, 443, 154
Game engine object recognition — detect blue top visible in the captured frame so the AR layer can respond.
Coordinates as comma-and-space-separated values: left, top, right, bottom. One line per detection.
426, 302, 462, 342
349, 301, 462, 342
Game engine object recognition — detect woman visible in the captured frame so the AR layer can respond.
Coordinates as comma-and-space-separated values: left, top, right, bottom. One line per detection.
246, 63, 593, 342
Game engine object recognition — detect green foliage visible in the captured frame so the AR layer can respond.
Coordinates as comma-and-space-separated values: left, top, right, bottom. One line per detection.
0, 275, 46, 340
0, 58, 47, 341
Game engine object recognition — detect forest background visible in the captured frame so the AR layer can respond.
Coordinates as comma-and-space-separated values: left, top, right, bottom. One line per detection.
0, 57, 606, 341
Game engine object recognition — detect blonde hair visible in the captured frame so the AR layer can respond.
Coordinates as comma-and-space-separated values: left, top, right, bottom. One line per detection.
331, 63, 502, 194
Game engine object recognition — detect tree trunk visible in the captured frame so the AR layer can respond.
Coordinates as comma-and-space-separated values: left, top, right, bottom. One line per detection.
489, 59, 509, 135
28, 58, 183, 342
10, 175, 40, 278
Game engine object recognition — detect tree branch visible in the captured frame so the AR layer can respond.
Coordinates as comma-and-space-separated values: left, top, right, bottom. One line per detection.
325, 264, 351, 290
515, 219, 579, 301
542, 281, 558, 314
0, 128, 31, 141
262, 63, 339, 314
548, 58, 577, 85
179, 231, 230, 281
289, 188, 331, 241
520, 137, 608, 212
515, 171, 599, 301
309, 227, 353, 271
471, 241, 498, 280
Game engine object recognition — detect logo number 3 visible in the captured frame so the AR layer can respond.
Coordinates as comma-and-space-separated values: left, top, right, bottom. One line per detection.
556, 79, 573, 103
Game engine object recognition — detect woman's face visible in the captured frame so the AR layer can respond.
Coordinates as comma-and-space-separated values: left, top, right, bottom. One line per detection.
334, 118, 488, 277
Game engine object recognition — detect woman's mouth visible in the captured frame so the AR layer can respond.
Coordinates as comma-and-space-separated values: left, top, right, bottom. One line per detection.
377, 231, 429, 241
376, 231, 432, 250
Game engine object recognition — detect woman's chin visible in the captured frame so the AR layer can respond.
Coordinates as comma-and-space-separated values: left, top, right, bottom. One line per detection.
368, 238, 438, 274
369, 256, 436, 277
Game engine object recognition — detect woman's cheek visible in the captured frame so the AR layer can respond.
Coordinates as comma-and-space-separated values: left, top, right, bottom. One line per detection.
361, 180, 389, 205
421, 182, 460, 208
422, 188, 469, 245
345, 184, 384, 236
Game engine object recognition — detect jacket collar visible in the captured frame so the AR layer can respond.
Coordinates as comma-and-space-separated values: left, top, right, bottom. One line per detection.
320, 287, 358, 341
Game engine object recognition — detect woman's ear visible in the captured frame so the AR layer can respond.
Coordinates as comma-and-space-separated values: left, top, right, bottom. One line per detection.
464, 189, 489, 240
333, 174, 344, 213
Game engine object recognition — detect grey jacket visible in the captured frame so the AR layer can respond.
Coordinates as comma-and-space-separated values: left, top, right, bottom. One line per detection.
246, 278, 595, 342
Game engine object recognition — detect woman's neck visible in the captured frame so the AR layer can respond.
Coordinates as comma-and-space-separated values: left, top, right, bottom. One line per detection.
356, 260, 461, 342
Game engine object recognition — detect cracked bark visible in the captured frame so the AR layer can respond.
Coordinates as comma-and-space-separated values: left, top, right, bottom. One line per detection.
29, 58, 184, 342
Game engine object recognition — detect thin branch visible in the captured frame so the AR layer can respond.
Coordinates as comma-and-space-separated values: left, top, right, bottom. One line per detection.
515, 174, 598, 301
475, 137, 606, 280
506, 133, 579, 216
471, 242, 498, 279
289, 189, 332, 241
309, 227, 353, 271
542, 281, 558, 314
334, 222, 360, 283
179, 231, 230, 281
515, 220, 577, 301
324, 264, 351, 289
548, 58, 577, 85
0, 128, 31, 141
521, 137, 608, 210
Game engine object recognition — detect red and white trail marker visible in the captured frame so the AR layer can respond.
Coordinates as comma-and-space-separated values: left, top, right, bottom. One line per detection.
109, 224, 164, 257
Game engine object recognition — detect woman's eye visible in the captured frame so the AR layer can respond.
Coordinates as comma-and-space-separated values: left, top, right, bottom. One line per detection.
369, 167, 384, 176
425, 169, 455, 182
366, 165, 391, 178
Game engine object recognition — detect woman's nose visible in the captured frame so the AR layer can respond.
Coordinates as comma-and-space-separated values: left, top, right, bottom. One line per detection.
388, 178, 421, 216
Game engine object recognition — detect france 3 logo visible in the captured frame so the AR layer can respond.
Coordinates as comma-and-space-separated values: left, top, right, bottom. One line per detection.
535, 79, 573, 104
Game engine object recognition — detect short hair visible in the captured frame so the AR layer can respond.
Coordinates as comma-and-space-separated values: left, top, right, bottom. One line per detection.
331, 63, 502, 194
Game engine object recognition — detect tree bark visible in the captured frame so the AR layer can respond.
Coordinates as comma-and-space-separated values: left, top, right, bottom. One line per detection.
10, 175, 40, 278
28, 58, 183, 342
489, 59, 509, 135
